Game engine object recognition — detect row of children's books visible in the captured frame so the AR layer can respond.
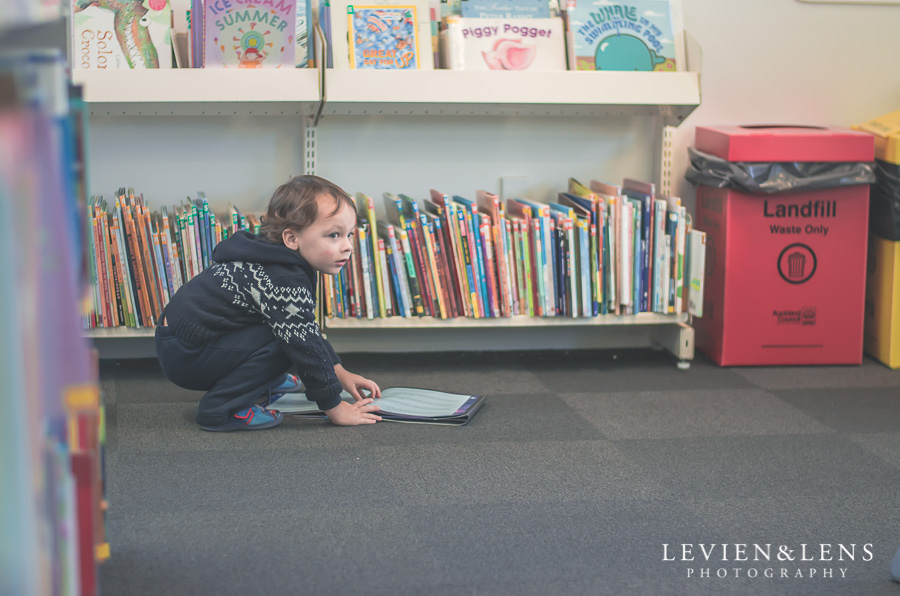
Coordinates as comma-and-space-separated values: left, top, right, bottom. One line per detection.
323, 178, 700, 321
72, 0, 684, 72
84, 188, 259, 329
83, 179, 704, 329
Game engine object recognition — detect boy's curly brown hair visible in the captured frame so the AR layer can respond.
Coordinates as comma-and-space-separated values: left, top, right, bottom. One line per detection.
259, 175, 355, 244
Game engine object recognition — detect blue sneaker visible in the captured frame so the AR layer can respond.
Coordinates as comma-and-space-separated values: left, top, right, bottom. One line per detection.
266, 373, 304, 407
199, 405, 284, 432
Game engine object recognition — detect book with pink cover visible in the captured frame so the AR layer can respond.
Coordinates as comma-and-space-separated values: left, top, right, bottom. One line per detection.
441, 16, 565, 70
203, 0, 297, 67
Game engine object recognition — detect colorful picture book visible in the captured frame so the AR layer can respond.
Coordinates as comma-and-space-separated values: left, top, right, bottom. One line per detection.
566, 0, 684, 72
441, 16, 566, 70
347, 5, 421, 69
687, 228, 705, 318
203, 0, 297, 67
296, 0, 314, 66
329, 0, 434, 69
459, 0, 550, 18
276, 387, 487, 425
72, 0, 173, 68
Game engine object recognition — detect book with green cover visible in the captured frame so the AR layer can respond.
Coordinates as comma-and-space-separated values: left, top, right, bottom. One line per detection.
276, 387, 486, 425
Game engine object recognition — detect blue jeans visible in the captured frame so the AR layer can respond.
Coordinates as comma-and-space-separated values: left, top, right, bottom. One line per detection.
155, 323, 290, 426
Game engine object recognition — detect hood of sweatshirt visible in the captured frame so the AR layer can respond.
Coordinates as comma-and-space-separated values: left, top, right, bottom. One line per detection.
213, 230, 316, 282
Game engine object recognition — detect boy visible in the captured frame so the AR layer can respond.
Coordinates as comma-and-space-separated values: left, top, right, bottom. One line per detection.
156, 175, 382, 431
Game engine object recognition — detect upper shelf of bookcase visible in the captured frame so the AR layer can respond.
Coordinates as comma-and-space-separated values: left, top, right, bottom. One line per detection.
321, 70, 700, 124
71, 69, 321, 116
72, 68, 700, 123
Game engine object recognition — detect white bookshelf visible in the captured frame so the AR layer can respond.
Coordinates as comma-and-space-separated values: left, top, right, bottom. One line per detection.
322, 70, 699, 122
75, 44, 701, 365
72, 69, 321, 116
72, 68, 699, 122
326, 312, 689, 329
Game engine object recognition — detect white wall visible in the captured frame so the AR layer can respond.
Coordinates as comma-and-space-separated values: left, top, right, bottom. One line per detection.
672, 0, 900, 206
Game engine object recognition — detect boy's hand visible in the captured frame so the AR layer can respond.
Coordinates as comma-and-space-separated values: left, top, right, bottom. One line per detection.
334, 364, 382, 402
324, 399, 382, 426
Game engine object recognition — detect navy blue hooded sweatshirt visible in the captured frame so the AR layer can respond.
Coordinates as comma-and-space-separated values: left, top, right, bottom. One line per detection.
161, 230, 343, 411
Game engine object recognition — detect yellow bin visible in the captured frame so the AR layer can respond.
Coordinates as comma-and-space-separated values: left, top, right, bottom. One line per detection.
855, 110, 900, 368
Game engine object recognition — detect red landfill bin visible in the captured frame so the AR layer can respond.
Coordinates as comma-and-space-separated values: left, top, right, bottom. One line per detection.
691, 125, 875, 366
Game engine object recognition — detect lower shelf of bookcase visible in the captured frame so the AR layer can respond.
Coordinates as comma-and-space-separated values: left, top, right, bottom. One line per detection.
324, 312, 689, 329
83, 315, 695, 365
85, 327, 156, 338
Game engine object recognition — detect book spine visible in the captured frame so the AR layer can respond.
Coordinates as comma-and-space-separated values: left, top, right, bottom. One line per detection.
377, 238, 393, 317
421, 217, 448, 319
438, 205, 464, 317
105, 214, 126, 326
448, 206, 472, 317
88, 206, 105, 326
456, 211, 480, 318
618, 200, 631, 311
487, 214, 505, 317
358, 227, 375, 319
433, 218, 459, 318
347, 242, 359, 317
653, 200, 666, 313
406, 219, 434, 317
151, 214, 171, 306
509, 220, 523, 315
113, 207, 138, 327
480, 217, 499, 318
519, 220, 528, 317
101, 208, 121, 326
529, 219, 545, 316
365, 198, 386, 319
503, 219, 518, 316
541, 211, 556, 316
202, 198, 214, 268
121, 199, 150, 326
398, 228, 425, 316
191, 203, 203, 274
106, 212, 127, 327
387, 227, 412, 318
138, 202, 163, 322
131, 197, 158, 322
632, 200, 642, 312
590, 221, 599, 316
580, 219, 590, 317
93, 207, 113, 327
666, 209, 678, 314
384, 242, 405, 317
459, 208, 482, 317
641, 196, 651, 313
467, 207, 491, 318
606, 198, 617, 314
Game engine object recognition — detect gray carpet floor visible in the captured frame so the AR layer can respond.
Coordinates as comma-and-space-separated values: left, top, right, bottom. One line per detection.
98, 349, 900, 596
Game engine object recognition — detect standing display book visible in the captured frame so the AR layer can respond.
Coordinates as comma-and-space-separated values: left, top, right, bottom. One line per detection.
72, 0, 173, 68
347, 5, 422, 69
276, 387, 487, 425
442, 16, 566, 70
565, 0, 684, 72
459, 0, 550, 18
329, 0, 434, 69
203, 0, 297, 67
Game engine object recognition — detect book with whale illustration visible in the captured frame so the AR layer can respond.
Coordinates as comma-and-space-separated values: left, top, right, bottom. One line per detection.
276, 386, 486, 425
566, 0, 684, 72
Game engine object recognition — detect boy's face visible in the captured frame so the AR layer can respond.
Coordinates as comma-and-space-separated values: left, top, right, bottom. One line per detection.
283, 194, 356, 275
